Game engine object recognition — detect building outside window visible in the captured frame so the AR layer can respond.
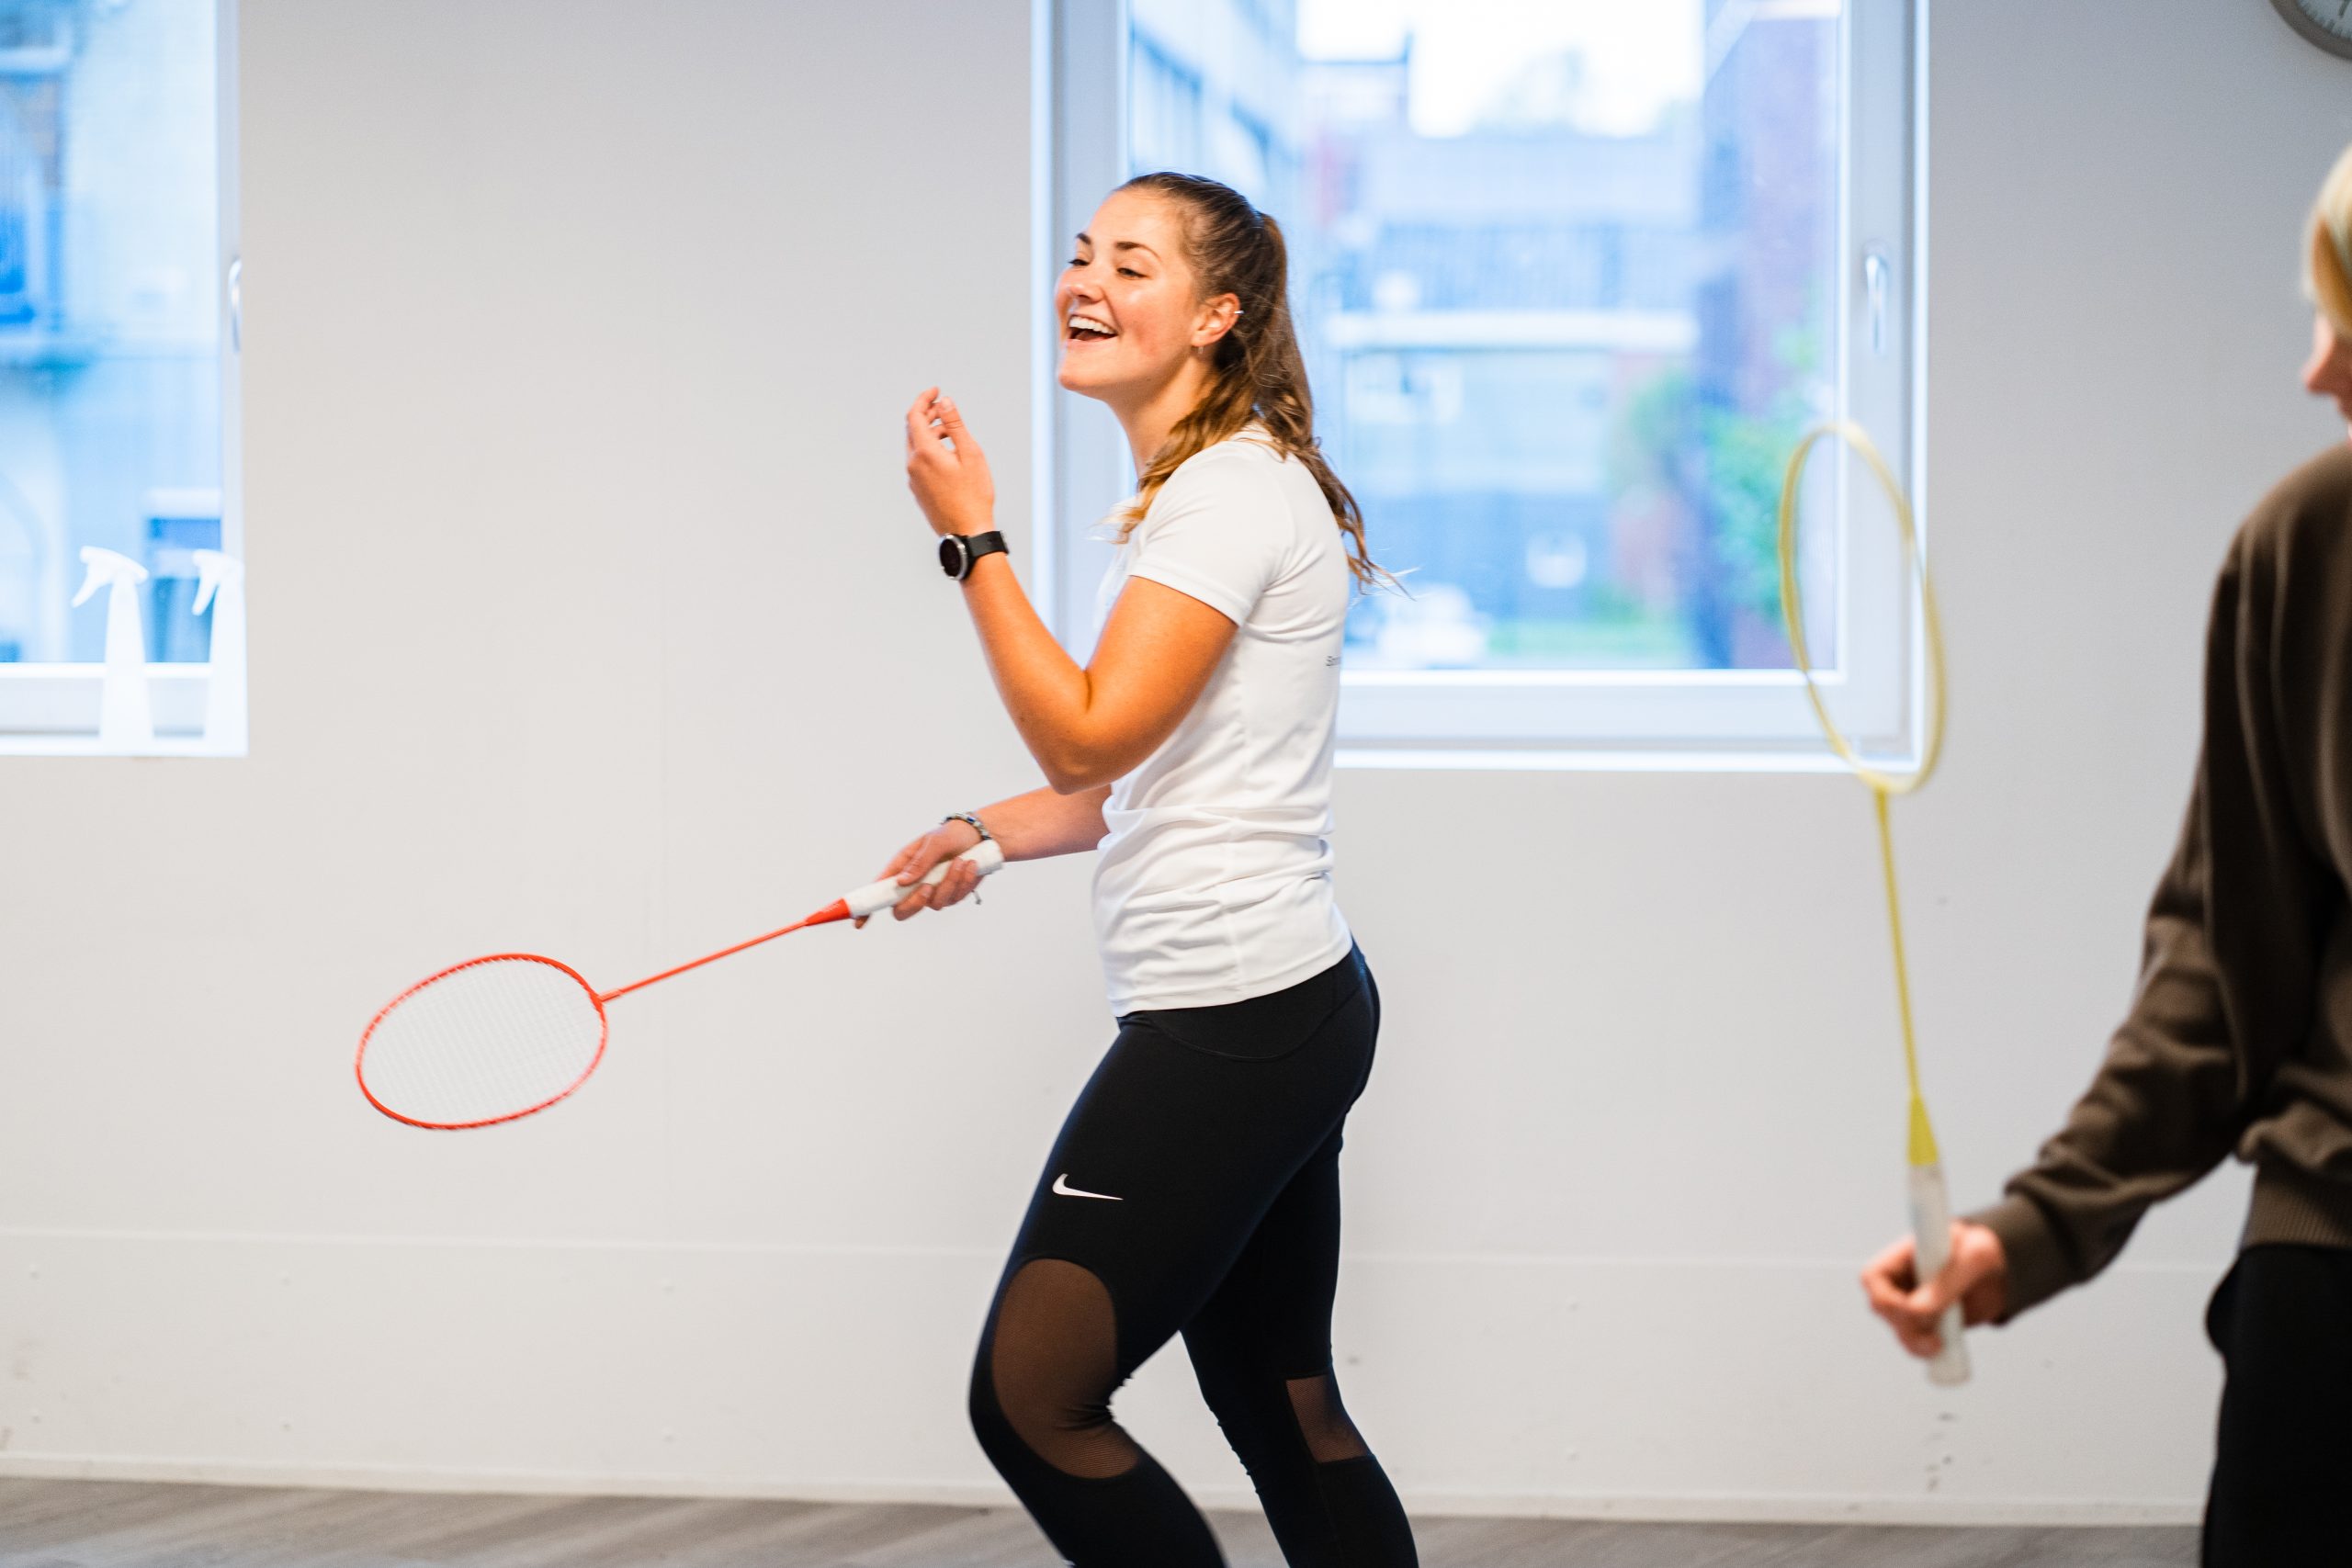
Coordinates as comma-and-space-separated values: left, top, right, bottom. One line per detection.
1050, 0, 1920, 764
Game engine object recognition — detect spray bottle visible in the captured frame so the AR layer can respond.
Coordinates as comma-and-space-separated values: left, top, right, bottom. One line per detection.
191, 548, 246, 754
71, 546, 153, 750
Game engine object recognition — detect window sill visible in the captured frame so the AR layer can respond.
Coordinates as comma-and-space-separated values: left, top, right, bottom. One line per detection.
1334, 665, 1914, 758
0, 664, 240, 757
1334, 745, 1866, 774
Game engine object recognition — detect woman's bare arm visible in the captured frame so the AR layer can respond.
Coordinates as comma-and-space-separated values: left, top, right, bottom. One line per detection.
904, 391, 1238, 794
854, 784, 1111, 927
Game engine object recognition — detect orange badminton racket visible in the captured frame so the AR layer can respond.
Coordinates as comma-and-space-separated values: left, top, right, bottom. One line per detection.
356, 840, 1004, 1130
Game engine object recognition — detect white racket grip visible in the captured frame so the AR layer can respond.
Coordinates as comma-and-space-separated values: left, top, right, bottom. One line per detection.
844, 838, 1006, 919
1907, 1161, 1973, 1387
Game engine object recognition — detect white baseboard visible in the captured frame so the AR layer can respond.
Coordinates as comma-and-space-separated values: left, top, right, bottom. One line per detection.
0, 1451, 2201, 1528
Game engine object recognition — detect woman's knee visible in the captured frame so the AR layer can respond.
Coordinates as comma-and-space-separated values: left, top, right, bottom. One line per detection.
1191, 1350, 1371, 1468
1284, 1371, 1371, 1463
974, 1257, 1141, 1480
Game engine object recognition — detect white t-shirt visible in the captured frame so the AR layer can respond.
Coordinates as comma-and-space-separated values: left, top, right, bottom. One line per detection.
1090, 425, 1354, 1012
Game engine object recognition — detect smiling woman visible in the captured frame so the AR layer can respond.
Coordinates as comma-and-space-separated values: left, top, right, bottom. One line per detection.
1084, 173, 1387, 597
867, 171, 1419, 1568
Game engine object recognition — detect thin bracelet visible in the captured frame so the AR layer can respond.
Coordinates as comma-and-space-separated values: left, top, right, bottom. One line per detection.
942, 811, 990, 905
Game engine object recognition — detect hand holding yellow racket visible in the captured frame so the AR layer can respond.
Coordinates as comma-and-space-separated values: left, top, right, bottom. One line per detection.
1778, 421, 1968, 1388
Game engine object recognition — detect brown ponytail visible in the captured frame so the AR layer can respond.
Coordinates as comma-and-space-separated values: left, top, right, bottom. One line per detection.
1113, 171, 1391, 591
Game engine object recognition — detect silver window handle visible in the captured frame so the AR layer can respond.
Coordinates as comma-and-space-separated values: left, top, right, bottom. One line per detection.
227, 254, 242, 353
1863, 246, 1890, 357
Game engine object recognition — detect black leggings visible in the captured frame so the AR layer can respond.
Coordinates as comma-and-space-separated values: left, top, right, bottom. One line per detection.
2203, 1243, 2352, 1565
969, 945, 1418, 1567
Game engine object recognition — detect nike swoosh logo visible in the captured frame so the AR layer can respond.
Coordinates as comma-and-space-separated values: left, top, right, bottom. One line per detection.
1052, 1173, 1122, 1201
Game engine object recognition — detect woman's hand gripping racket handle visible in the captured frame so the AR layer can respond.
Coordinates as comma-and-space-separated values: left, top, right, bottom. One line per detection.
1907, 1162, 1973, 1387
841, 838, 1005, 920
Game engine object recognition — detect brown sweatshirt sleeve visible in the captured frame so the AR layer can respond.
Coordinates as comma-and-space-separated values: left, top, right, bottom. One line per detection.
1970, 496, 2335, 1319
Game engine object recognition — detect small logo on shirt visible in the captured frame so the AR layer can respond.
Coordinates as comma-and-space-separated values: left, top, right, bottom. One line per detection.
1325, 654, 1340, 666
1052, 1173, 1123, 1201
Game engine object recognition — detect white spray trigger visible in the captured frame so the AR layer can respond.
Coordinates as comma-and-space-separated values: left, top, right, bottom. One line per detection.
192, 548, 243, 615
71, 546, 148, 608
72, 545, 155, 749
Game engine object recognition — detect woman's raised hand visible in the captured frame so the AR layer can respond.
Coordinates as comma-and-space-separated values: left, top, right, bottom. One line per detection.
904, 388, 996, 538
852, 816, 987, 930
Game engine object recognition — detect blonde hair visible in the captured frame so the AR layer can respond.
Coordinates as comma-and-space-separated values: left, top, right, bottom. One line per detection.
2310, 141, 2352, 336
1112, 172, 1391, 591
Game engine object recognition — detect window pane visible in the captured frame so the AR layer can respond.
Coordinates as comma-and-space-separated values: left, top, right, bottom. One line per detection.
0, 0, 221, 666
1125, 0, 1840, 671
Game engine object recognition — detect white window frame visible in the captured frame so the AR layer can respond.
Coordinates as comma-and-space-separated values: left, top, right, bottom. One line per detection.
1040, 0, 1928, 772
0, 0, 243, 757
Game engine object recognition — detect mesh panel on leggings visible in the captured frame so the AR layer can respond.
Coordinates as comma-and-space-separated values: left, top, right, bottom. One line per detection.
1285, 1373, 1371, 1463
360, 957, 605, 1126
988, 1258, 1141, 1480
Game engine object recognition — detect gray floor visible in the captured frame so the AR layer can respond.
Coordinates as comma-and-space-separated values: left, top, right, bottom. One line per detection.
0, 1479, 2196, 1566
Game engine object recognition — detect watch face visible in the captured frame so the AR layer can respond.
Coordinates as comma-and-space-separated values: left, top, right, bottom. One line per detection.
939, 536, 967, 578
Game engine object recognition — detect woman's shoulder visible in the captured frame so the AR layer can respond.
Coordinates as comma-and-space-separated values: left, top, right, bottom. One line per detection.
2221, 444, 2352, 647
1167, 423, 1285, 481
1136, 424, 1341, 578
1156, 425, 1312, 516
2235, 442, 2352, 571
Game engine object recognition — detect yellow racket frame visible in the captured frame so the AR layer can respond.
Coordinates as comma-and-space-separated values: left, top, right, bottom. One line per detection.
1778, 419, 1969, 1386
1776, 420, 1947, 1167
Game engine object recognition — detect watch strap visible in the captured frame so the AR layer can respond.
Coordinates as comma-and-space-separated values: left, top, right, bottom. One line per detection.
958, 531, 1009, 577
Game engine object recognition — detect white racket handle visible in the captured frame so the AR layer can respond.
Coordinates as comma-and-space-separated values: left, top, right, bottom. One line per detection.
1908, 1162, 1973, 1387
844, 838, 1005, 919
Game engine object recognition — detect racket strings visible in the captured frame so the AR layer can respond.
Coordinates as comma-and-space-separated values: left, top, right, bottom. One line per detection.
359, 957, 606, 1128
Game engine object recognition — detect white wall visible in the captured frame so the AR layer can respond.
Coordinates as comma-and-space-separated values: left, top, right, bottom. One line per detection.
3, 0, 2350, 1526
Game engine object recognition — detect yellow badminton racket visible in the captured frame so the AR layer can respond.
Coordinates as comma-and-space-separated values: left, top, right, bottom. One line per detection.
1777, 420, 1967, 1387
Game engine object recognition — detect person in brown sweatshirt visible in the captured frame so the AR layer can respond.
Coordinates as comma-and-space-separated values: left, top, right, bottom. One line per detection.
1862, 141, 2352, 1567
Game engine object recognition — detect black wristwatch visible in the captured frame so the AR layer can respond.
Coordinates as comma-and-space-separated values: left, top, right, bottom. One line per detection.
939, 530, 1009, 581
